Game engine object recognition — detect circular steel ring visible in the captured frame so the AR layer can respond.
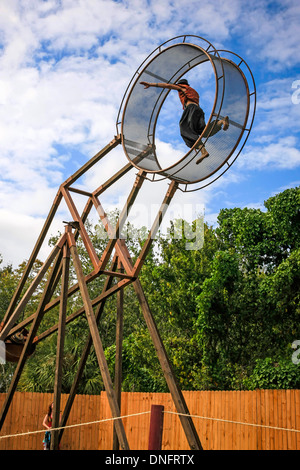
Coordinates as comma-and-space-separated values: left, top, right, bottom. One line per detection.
117, 36, 256, 189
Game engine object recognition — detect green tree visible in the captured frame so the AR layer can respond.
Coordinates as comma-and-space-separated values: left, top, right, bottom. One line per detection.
194, 187, 300, 389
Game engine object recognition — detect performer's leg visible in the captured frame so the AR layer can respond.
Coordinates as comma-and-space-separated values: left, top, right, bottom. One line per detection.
179, 106, 201, 148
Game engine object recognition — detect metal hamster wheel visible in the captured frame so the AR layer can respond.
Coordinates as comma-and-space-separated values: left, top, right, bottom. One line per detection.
117, 35, 256, 190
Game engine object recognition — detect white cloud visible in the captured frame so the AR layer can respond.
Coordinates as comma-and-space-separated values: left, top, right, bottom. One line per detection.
233, 0, 300, 70
238, 136, 300, 170
244, 76, 300, 171
0, 208, 63, 267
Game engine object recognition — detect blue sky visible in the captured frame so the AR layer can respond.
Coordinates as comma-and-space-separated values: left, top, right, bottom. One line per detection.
0, 0, 299, 266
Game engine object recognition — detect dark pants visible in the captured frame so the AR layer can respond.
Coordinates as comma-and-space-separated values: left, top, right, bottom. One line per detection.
179, 104, 206, 148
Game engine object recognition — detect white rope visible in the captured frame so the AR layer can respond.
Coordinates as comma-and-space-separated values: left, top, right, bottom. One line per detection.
164, 410, 300, 433
0, 410, 151, 441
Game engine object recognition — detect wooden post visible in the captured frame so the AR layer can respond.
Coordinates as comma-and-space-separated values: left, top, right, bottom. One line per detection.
51, 239, 70, 450
68, 234, 130, 450
148, 405, 164, 450
113, 259, 124, 450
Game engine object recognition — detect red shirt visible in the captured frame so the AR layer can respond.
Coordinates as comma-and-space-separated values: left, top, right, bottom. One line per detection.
178, 85, 199, 109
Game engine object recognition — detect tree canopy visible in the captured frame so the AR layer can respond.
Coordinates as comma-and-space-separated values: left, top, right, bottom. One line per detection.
1, 187, 299, 393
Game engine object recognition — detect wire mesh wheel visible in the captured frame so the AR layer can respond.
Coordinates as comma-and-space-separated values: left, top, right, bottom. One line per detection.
117, 35, 256, 191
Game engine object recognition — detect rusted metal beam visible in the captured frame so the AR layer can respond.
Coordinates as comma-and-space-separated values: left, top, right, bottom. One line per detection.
62, 135, 121, 187
113, 258, 124, 451
133, 180, 178, 278
32, 276, 133, 344
58, 255, 118, 443
94, 170, 146, 274
92, 196, 134, 276
133, 277, 203, 450
0, 233, 67, 342
91, 147, 152, 199
68, 233, 130, 450
0, 242, 64, 431
0, 190, 62, 334
93, 162, 133, 198
68, 187, 93, 197
6, 268, 98, 338
51, 240, 70, 450
61, 186, 100, 270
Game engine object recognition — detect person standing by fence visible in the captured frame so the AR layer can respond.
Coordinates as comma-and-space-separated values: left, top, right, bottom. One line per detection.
42, 402, 53, 450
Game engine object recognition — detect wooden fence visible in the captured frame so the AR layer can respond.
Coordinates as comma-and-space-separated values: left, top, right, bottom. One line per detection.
0, 390, 299, 450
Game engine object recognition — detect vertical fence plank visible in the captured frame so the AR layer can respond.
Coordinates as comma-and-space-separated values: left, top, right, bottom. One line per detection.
96, 393, 102, 450
207, 390, 213, 450
199, 391, 205, 450
270, 389, 275, 450
265, 389, 270, 450
225, 390, 231, 450
163, 392, 175, 450
255, 389, 260, 450
17, 391, 25, 449
273, 388, 279, 450
59, 393, 69, 450
78, 394, 85, 449
70, 394, 78, 450
100, 391, 113, 450
10, 391, 19, 450
25, 392, 33, 450
251, 390, 257, 450
197, 391, 205, 450
88, 394, 96, 450
243, 391, 249, 450
213, 391, 218, 450
33, 391, 41, 450
120, 391, 128, 450
218, 391, 222, 449
262, 390, 267, 450
0, 395, 5, 450
288, 390, 297, 450
221, 391, 227, 450
240, 391, 245, 450
291, 389, 297, 451
276, 390, 282, 450
249, 391, 255, 450
282, 389, 288, 449
233, 391, 239, 451
286, 390, 292, 450
79, 394, 85, 450
212, 391, 220, 450
86, 394, 93, 450
296, 390, 300, 451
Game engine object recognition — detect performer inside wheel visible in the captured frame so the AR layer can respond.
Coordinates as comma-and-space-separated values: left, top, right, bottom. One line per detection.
140, 78, 229, 164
